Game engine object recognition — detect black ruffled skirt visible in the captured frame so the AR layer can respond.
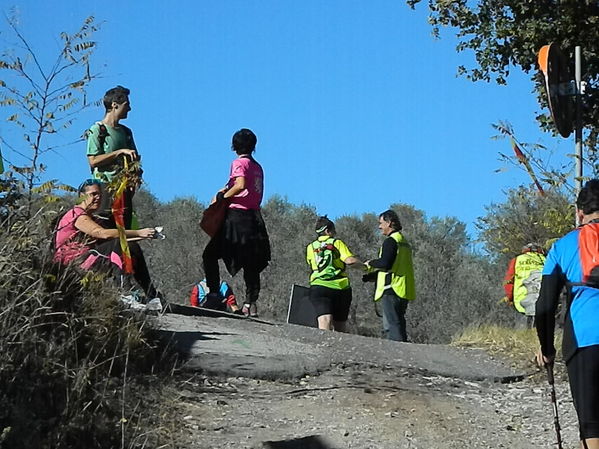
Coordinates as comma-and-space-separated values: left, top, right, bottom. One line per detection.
210, 208, 271, 276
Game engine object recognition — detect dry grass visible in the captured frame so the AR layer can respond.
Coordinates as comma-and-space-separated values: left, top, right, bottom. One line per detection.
0, 203, 181, 449
451, 324, 564, 375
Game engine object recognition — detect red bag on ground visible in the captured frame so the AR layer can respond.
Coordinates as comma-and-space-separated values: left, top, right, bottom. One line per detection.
200, 198, 229, 237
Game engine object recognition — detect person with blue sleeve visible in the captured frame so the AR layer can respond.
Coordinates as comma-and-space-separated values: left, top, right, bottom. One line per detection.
536, 179, 599, 449
189, 279, 241, 314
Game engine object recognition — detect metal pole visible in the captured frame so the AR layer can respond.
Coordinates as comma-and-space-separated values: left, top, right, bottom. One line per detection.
574, 47, 583, 227
575, 46, 583, 196
546, 363, 564, 449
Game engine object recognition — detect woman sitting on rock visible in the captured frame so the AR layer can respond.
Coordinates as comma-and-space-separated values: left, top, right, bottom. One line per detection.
54, 178, 160, 302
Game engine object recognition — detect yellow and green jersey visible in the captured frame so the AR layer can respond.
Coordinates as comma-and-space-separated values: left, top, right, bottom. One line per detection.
306, 236, 354, 290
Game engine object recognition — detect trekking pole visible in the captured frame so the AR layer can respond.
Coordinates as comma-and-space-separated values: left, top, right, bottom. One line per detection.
546, 362, 564, 449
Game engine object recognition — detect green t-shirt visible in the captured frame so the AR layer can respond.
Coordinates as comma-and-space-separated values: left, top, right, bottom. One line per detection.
306, 236, 354, 290
86, 122, 137, 182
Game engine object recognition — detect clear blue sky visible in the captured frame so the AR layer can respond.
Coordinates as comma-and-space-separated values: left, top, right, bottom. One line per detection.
1, 1, 572, 234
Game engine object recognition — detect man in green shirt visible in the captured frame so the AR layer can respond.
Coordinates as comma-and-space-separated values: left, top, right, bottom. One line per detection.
86, 85, 140, 228
306, 216, 361, 332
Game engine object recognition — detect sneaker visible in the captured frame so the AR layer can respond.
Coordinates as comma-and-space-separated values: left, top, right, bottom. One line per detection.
242, 303, 258, 317
241, 303, 251, 317
120, 293, 146, 311
249, 303, 258, 317
146, 298, 163, 313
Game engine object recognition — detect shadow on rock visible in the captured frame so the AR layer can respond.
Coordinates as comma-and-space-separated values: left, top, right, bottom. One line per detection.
157, 330, 233, 359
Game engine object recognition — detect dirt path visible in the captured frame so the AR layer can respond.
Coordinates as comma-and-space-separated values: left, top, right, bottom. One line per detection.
170, 362, 579, 449
156, 311, 580, 448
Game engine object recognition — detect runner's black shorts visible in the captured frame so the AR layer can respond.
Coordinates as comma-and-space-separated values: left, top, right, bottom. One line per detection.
308, 285, 352, 322
567, 344, 599, 439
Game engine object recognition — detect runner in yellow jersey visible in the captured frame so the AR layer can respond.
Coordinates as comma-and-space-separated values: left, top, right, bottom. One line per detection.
306, 216, 361, 332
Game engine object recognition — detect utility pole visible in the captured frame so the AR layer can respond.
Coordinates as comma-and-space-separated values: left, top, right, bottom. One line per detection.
575, 46, 583, 197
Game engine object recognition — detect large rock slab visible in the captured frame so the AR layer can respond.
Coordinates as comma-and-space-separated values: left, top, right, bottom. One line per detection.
156, 310, 523, 382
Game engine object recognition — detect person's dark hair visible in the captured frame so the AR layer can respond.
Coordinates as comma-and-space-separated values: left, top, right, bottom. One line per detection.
231, 128, 257, 155
379, 209, 402, 231
315, 215, 335, 236
522, 243, 545, 254
577, 179, 599, 215
78, 178, 102, 195
103, 85, 130, 112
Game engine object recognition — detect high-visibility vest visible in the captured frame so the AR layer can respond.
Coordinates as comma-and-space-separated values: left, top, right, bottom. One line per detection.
513, 251, 546, 314
374, 232, 416, 301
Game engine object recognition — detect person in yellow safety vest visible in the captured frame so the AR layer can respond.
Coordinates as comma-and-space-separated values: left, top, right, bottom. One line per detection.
306, 216, 362, 332
503, 243, 546, 328
363, 210, 415, 342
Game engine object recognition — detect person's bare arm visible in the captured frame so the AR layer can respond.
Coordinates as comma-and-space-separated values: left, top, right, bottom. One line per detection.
75, 214, 155, 240
223, 176, 245, 198
343, 256, 362, 266
87, 149, 138, 169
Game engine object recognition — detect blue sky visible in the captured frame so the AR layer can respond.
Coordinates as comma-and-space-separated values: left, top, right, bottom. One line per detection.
0, 1, 572, 234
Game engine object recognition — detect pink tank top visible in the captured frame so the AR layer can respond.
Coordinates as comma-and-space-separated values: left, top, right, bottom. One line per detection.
53, 206, 89, 264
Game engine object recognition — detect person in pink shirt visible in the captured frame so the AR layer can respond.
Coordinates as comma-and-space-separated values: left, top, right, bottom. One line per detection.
54, 179, 160, 300
202, 129, 271, 317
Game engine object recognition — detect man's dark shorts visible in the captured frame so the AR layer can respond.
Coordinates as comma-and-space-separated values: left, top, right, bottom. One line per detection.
567, 344, 599, 440
308, 285, 352, 322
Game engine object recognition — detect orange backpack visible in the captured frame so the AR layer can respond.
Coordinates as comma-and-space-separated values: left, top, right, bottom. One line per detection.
578, 222, 599, 286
